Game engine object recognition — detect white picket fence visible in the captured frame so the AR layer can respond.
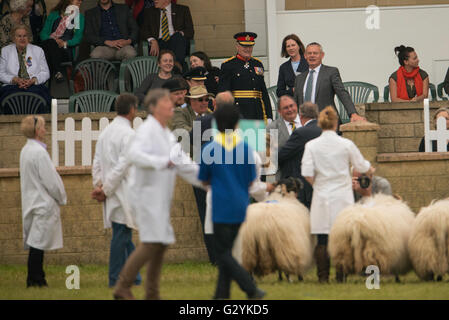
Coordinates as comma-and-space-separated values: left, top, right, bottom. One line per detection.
423, 98, 449, 152
51, 99, 143, 167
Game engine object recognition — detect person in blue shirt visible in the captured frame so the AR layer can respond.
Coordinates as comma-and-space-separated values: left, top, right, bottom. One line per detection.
198, 104, 266, 300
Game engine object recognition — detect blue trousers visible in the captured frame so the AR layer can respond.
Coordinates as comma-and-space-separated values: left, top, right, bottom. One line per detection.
109, 222, 142, 287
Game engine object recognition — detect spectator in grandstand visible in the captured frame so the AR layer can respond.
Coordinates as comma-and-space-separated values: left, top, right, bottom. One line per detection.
39, 0, 85, 83
0, 0, 33, 50
443, 67, 449, 97
389, 45, 429, 102
0, 24, 51, 112
418, 107, 449, 152
276, 34, 308, 98
189, 51, 220, 96
84, 0, 139, 61
135, 49, 180, 104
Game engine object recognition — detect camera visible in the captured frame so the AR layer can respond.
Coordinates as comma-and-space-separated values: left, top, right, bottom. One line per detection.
357, 175, 371, 189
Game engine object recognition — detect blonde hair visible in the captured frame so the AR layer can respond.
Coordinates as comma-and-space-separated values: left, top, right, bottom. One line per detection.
10, 24, 32, 42
21, 115, 45, 138
318, 106, 338, 130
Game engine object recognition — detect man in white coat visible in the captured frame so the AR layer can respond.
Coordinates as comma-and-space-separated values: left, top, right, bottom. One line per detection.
113, 88, 204, 300
91, 93, 142, 288
20, 115, 67, 287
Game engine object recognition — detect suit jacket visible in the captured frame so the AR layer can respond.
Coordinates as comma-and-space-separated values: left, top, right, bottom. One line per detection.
266, 117, 290, 179
276, 56, 308, 97
84, 3, 139, 47
278, 119, 322, 208
141, 4, 194, 41
293, 64, 356, 116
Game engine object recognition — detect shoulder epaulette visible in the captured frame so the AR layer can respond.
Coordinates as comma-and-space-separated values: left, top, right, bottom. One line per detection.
223, 56, 236, 63
251, 57, 262, 63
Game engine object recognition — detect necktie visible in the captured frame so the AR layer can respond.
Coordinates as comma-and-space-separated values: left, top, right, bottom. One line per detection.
161, 9, 170, 41
290, 121, 296, 131
17, 49, 30, 79
304, 69, 315, 102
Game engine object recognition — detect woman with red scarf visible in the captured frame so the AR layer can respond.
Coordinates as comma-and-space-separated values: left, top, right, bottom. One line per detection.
389, 45, 429, 102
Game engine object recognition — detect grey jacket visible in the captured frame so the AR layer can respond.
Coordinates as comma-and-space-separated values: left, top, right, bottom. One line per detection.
84, 3, 139, 47
293, 64, 356, 116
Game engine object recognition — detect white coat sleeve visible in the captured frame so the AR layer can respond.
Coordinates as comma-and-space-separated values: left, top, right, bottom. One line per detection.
92, 138, 102, 187
172, 143, 204, 189
37, 151, 67, 205
127, 127, 170, 170
35, 47, 50, 84
249, 150, 267, 202
102, 132, 134, 197
348, 141, 370, 174
301, 143, 315, 178
0, 51, 13, 84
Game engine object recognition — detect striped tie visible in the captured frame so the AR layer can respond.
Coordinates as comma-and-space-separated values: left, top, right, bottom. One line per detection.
290, 121, 296, 131
161, 9, 170, 41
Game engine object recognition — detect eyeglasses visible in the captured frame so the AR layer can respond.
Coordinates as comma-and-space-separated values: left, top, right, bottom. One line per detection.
197, 97, 210, 102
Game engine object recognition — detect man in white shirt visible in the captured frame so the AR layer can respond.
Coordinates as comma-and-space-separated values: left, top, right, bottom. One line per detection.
91, 93, 141, 288
266, 95, 302, 179
141, 0, 194, 71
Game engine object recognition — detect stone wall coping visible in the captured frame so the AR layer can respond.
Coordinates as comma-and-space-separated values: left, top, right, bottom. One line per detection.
340, 121, 380, 132
366, 101, 449, 111
377, 152, 449, 162
0, 112, 148, 124
0, 166, 92, 178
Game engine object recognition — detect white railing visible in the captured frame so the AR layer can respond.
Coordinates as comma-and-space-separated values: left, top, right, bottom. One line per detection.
51, 99, 143, 166
423, 98, 449, 152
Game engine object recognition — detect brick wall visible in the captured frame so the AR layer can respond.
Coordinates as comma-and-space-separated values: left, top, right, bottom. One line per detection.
364, 101, 449, 153
0, 167, 208, 265
341, 120, 449, 213
285, 0, 449, 10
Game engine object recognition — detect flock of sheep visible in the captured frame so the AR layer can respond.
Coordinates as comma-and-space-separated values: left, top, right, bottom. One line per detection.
232, 178, 449, 283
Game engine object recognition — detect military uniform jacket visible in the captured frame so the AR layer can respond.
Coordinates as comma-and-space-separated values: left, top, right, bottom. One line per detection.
218, 55, 272, 121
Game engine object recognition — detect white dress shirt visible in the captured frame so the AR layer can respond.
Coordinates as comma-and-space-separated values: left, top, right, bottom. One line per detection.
283, 114, 302, 135
148, 4, 175, 43
303, 64, 322, 104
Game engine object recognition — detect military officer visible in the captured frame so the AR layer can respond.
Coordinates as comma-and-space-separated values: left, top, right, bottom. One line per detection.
218, 32, 272, 122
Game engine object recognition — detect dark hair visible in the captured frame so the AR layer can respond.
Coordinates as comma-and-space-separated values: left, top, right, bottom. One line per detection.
281, 34, 305, 58
318, 106, 338, 130
115, 93, 138, 115
394, 45, 415, 66
52, 0, 72, 15
190, 51, 213, 71
158, 49, 175, 63
214, 104, 239, 132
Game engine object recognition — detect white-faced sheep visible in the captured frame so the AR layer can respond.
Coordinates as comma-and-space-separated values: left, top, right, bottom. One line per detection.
232, 177, 314, 281
328, 194, 415, 282
408, 198, 449, 281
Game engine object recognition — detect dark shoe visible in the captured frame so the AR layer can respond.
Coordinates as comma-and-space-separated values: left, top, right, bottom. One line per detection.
55, 72, 64, 82
27, 278, 48, 288
248, 288, 266, 300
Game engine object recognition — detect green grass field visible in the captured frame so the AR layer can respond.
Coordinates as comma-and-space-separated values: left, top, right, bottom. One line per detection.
1, 262, 448, 300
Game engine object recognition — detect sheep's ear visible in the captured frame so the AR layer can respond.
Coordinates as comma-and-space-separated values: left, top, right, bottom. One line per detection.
281, 184, 288, 196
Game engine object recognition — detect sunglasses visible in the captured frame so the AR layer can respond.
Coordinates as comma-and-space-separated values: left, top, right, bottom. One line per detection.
197, 97, 210, 102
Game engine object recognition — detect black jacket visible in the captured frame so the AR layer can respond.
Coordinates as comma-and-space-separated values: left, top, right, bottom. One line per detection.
276, 56, 308, 97
84, 3, 139, 46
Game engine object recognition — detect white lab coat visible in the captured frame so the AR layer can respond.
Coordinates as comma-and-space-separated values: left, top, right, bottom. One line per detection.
0, 43, 50, 85
92, 116, 137, 230
127, 115, 202, 244
204, 150, 266, 234
20, 139, 67, 250
301, 130, 370, 234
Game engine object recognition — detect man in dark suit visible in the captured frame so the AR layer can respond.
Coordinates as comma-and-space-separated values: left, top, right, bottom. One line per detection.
84, 0, 139, 61
141, 0, 194, 69
293, 42, 365, 123
278, 102, 322, 208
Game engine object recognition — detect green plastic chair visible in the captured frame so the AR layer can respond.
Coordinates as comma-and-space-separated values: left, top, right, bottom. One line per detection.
1, 92, 48, 114
336, 81, 379, 124
267, 85, 278, 108
142, 39, 195, 57
119, 56, 159, 93
384, 83, 437, 102
437, 82, 448, 101
70, 58, 118, 95
69, 90, 118, 113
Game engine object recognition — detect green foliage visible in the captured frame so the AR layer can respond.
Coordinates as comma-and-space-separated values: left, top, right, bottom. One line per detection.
0, 262, 448, 300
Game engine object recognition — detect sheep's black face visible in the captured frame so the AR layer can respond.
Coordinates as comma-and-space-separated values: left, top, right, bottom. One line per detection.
276, 177, 304, 194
